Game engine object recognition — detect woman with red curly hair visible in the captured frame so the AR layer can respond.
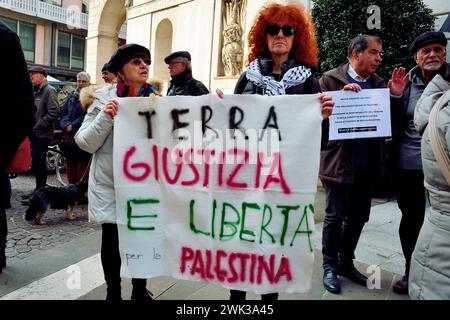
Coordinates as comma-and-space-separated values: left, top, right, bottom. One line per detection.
230, 2, 334, 301
233, 2, 333, 120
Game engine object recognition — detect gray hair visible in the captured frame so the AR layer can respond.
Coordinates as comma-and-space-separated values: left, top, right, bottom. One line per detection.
77, 71, 91, 82
347, 35, 382, 59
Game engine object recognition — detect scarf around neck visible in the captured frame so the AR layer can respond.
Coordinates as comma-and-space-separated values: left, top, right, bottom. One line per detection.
246, 58, 312, 95
116, 82, 161, 97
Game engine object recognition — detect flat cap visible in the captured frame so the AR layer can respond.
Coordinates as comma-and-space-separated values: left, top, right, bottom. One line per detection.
108, 43, 151, 75
28, 66, 47, 77
164, 51, 191, 64
409, 31, 448, 54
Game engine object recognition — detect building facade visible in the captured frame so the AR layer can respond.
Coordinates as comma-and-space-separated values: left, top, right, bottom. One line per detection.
87, 0, 450, 90
0, 0, 92, 80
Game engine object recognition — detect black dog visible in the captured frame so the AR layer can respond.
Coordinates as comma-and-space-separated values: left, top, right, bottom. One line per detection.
24, 181, 88, 225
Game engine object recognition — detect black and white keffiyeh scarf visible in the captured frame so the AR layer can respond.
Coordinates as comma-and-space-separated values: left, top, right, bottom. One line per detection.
246, 58, 312, 96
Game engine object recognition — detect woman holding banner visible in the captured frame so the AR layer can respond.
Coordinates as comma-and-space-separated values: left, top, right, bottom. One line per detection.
75, 44, 160, 301
226, 2, 334, 300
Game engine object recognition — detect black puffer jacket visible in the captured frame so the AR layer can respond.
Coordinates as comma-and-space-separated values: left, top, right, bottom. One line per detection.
166, 70, 209, 96
0, 23, 35, 169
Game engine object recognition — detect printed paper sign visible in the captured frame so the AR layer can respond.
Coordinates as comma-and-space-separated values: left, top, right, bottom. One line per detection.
327, 88, 391, 140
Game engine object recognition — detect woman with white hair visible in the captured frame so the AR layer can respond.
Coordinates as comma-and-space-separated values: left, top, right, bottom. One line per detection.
59, 72, 91, 194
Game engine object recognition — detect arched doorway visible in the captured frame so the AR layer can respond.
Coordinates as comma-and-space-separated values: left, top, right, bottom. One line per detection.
87, 0, 126, 84
154, 19, 173, 94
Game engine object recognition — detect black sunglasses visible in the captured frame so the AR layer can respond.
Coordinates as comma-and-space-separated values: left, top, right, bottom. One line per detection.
130, 57, 151, 66
266, 25, 297, 37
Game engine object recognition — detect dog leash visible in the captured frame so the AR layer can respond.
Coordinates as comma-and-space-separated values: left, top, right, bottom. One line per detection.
79, 155, 93, 182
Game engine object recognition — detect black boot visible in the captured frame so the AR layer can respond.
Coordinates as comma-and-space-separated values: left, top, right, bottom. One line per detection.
131, 278, 153, 301
106, 282, 122, 301
106, 286, 122, 301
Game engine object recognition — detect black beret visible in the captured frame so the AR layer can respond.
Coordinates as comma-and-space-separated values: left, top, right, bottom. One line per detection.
108, 43, 151, 75
28, 66, 47, 77
409, 31, 448, 54
164, 51, 191, 64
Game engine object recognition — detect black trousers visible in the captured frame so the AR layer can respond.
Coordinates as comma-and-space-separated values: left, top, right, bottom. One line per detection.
322, 171, 374, 271
101, 223, 146, 293
395, 169, 425, 276
229, 289, 278, 301
30, 137, 50, 189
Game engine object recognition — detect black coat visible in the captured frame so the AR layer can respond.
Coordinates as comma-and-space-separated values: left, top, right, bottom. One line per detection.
0, 23, 36, 169
166, 70, 209, 96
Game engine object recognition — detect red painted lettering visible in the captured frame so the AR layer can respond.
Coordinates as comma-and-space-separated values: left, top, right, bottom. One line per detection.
181, 148, 200, 186
257, 254, 275, 284
226, 148, 249, 189
215, 249, 227, 282
123, 146, 151, 182
152, 145, 159, 181
205, 249, 214, 280
263, 153, 291, 194
191, 249, 206, 279
218, 151, 225, 187
162, 147, 183, 184
227, 253, 239, 283
180, 246, 194, 273
275, 256, 293, 282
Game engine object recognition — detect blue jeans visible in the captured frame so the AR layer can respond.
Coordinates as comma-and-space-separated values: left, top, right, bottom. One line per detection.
30, 137, 51, 189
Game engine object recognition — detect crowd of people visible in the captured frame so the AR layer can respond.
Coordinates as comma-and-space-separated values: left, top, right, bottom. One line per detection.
1, 1, 449, 300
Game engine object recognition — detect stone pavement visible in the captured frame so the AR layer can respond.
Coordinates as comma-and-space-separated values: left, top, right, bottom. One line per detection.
4, 173, 100, 262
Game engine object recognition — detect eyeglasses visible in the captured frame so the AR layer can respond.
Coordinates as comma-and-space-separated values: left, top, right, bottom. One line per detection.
129, 57, 151, 66
168, 61, 185, 67
266, 25, 297, 37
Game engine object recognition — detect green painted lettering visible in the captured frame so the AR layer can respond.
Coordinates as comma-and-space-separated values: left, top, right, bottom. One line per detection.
219, 202, 240, 240
290, 204, 314, 251
277, 205, 300, 246
189, 199, 210, 236
259, 204, 275, 244
240, 202, 259, 242
127, 198, 159, 231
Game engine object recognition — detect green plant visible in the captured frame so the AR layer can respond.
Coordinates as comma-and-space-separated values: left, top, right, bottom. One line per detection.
311, 0, 435, 79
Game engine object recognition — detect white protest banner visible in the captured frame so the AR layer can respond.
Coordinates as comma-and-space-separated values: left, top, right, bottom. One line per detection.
327, 88, 391, 140
113, 94, 322, 294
